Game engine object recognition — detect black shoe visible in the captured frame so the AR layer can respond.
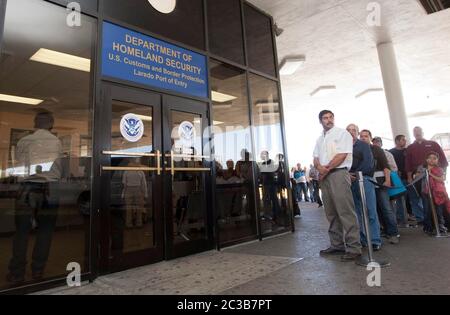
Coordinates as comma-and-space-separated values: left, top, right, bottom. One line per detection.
320, 247, 345, 256
340, 252, 362, 262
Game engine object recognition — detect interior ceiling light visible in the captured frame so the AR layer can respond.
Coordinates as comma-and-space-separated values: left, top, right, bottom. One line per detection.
355, 88, 384, 98
0, 93, 43, 106
148, 0, 177, 14
30, 48, 91, 72
211, 91, 237, 103
279, 56, 305, 76
213, 121, 224, 126
310, 85, 337, 97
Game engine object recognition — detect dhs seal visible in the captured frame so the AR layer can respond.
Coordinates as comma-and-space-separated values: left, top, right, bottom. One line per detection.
120, 114, 144, 143
178, 121, 195, 143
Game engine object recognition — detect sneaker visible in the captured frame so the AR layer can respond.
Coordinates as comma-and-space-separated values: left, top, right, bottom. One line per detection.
439, 225, 448, 234
320, 247, 345, 256
388, 236, 400, 244
340, 252, 361, 262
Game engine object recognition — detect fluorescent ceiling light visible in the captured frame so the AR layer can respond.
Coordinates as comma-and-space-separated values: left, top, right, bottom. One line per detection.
212, 91, 237, 103
213, 121, 224, 126
355, 88, 384, 98
30, 48, 91, 72
279, 57, 305, 76
310, 85, 336, 97
0, 93, 43, 105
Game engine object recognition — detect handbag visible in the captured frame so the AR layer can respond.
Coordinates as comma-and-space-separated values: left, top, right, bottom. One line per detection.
388, 171, 407, 200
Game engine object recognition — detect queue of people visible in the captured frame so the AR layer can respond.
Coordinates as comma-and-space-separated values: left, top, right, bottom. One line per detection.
314, 110, 449, 262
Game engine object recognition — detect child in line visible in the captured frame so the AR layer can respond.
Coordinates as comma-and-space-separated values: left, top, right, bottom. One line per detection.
423, 151, 449, 235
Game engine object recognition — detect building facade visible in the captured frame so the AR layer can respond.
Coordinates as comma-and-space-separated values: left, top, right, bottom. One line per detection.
0, 0, 293, 294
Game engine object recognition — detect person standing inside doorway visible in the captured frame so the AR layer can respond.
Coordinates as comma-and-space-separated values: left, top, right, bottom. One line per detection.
309, 164, 323, 207
314, 110, 361, 261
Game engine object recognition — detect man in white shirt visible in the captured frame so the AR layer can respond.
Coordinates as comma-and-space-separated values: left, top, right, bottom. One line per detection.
8, 111, 63, 284
313, 110, 362, 261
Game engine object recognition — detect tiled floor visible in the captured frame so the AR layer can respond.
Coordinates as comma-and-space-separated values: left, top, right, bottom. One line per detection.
41, 203, 450, 295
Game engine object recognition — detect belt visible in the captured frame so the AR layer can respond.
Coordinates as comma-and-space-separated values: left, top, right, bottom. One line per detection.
328, 167, 347, 174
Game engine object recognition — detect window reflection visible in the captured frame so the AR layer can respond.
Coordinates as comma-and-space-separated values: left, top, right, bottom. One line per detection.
207, 0, 245, 65
0, 0, 94, 289
170, 111, 207, 243
109, 102, 155, 257
244, 5, 277, 77
210, 60, 258, 245
249, 74, 290, 234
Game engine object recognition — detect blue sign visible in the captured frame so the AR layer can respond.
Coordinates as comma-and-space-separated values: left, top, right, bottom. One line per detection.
102, 22, 208, 99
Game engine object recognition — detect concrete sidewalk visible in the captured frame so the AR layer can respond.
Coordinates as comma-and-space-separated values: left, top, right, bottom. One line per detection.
40, 203, 450, 295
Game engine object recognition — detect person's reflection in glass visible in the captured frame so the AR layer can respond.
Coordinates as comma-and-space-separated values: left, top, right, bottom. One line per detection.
7, 111, 62, 284
122, 158, 148, 228
276, 153, 288, 213
223, 160, 237, 181
236, 149, 253, 182
259, 150, 281, 224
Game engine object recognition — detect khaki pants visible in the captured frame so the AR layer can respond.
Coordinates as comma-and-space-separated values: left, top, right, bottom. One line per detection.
125, 187, 145, 227
321, 170, 361, 254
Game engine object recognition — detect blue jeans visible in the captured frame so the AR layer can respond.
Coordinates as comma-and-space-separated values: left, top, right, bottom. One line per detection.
376, 187, 399, 237
393, 196, 408, 225
351, 177, 382, 246
407, 180, 424, 222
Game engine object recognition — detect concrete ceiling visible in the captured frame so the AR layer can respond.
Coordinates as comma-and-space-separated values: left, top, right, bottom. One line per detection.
248, 0, 450, 165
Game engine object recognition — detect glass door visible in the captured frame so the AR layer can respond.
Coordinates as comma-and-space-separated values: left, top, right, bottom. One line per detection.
162, 95, 214, 259
98, 84, 164, 272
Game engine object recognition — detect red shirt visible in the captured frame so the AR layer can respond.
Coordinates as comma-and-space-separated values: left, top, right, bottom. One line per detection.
405, 140, 448, 173
422, 166, 449, 206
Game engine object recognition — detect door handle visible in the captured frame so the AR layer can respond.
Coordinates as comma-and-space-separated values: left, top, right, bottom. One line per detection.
101, 150, 161, 175
166, 150, 210, 175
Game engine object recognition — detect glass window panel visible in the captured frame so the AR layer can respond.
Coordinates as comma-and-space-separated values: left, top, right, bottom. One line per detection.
170, 111, 207, 244
104, 0, 205, 50
108, 102, 155, 256
249, 74, 290, 234
244, 4, 277, 77
0, 0, 95, 289
210, 60, 258, 244
207, 0, 245, 65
